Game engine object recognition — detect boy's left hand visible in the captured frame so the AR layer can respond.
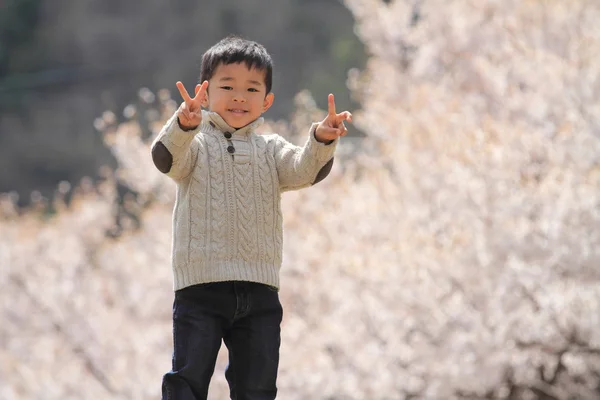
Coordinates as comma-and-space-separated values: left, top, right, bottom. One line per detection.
315, 94, 353, 143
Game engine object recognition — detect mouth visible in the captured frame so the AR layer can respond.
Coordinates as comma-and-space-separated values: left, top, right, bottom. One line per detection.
228, 109, 248, 114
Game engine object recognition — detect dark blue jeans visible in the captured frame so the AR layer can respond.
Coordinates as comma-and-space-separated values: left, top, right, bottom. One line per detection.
161, 281, 283, 400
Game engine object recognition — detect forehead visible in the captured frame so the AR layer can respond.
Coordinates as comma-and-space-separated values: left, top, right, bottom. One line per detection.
212, 62, 266, 85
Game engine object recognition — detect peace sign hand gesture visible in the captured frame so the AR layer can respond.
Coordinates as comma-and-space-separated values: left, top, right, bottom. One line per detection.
314, 94, 353, 143
176, 80, 208, 131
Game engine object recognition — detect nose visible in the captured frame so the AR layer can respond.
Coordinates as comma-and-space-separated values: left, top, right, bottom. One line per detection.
232, 91, 246, 103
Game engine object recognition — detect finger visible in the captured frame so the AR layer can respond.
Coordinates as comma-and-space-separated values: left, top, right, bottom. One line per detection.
194, 80, 209, 102
337, 111, 352, 123
178, 103, 191, 118
200, 80, 209, 93
176, 81, 193, 104
192, 84, 202, 109
180, 112, 191, 124
339, 123, 348, 137
179, 101, 189, 113
327, 93, 337, 117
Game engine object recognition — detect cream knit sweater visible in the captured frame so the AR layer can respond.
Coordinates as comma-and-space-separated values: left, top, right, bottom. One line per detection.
152, 110, 338, 290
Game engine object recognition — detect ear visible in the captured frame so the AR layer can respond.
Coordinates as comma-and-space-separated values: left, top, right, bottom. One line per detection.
200, 87, 209, 108
262, 92, 274, 112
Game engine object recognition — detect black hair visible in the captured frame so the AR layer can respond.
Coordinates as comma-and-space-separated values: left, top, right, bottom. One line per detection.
200, 35, 273, 94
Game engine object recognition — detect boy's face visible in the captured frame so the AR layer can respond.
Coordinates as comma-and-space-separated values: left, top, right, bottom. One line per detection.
202, 62, 274, 129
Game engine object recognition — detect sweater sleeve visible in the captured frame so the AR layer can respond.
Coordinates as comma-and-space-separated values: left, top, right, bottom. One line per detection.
273, 123, 338, 192
151, 113, 201, 181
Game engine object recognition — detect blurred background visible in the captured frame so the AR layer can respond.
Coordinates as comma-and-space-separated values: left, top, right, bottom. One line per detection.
2, 0, 600, 399
0, 0, 365, 204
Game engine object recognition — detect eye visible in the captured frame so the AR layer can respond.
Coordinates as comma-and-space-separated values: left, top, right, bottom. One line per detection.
248, 88, 259, 93
220, 86, 233, 90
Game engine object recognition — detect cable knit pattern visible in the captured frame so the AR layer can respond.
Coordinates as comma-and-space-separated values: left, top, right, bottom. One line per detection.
255, 138, 277, 272
207, 135, 226, 267
188, 160, 208, 284
151, 110, 338, 290
233, 162, 256, 263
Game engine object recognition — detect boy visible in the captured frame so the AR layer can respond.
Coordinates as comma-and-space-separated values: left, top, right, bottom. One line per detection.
151, 35, 352, 400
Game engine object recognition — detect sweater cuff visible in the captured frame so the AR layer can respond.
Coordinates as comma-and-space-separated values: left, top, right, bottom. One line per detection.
308, 123, 338, 163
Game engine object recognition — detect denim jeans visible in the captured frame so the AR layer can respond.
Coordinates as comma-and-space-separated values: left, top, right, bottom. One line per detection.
161, 281, 283, 400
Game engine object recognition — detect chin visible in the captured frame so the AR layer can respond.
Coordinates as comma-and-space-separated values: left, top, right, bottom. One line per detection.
227, 121, 246, 129
226, 118, 252, 129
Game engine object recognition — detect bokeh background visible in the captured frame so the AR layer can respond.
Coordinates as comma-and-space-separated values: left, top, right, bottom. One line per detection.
2, 0, 600, 399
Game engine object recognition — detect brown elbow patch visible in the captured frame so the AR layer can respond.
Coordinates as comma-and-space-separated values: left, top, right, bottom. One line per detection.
312, 158, 334, 185
152, 142, 173, 173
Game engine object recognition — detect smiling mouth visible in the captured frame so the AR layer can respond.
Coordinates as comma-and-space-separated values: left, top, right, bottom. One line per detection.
228, 109, 248, 114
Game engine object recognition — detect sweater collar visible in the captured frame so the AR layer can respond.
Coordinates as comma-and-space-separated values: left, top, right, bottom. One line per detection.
201, 110, 264, 136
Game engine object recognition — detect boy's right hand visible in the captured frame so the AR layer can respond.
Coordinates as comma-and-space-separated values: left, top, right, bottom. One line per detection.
176, 80, 208, 131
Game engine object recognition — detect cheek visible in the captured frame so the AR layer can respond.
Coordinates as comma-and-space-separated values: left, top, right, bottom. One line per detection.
210, 96, 226, 108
